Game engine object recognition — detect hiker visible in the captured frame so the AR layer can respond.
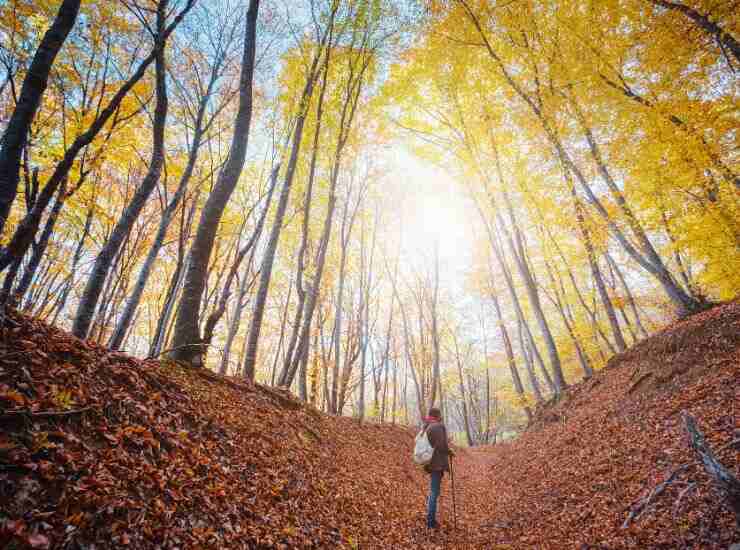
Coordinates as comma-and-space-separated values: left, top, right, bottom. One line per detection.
423, 407, 454, 530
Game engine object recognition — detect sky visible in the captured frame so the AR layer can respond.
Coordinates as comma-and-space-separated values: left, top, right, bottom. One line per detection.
389, 148, 477, 285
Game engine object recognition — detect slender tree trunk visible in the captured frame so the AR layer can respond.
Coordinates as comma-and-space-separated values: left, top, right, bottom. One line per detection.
453, 335, 475, 447
73, 2, 172, 339
109, 125, 208, 350
298, 341, 309, 401
427, 241, 442, 410
497, 190, 566, 392
541, 252, 594, 378
280, 48, 332, 378
242, 9, 337, 380
171, 0, 260, 366
491, 290, 532, 422
9, 179, 67, 305
486, 210, 556, 394
517, 319, 543, 402
570, 182, 626, 352
391, 346, 398, 425
0, 0, 81, 235
50, 196, 94, 324
605, 251, 648, 338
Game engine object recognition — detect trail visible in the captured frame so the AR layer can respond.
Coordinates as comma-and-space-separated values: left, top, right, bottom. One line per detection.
395, 449, 499, 549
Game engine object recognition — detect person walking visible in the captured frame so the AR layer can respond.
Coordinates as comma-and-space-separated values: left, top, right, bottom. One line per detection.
423, 406, 454, 530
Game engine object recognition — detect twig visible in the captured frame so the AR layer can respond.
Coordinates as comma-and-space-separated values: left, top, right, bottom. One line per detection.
622, 464, 689, 528
0, 407, 92, 420
626, 372, 653, 394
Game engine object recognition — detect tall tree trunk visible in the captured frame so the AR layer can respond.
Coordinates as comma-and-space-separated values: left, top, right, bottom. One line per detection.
485, 206, 556, 394
242, 7, 336, 380
170, 0, 260, 366
202, 167, 278, 360
453, 335, 475, 447
541, 252, 594, 378
50, 193, 94, 324
108, 108, 211, 350
427, 241, 442, 410
517, 319, 543, 402
0, 0, 81, 235
7, 178, 67, 305
570, 182, 626, 352
280, 48, 332, 378
73, 4, 171, 339
491, 290, 532, 422
605, 251, 648, 338
497, 189, 566, 392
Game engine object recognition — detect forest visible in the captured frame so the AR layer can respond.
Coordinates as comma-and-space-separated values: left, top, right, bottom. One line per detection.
0, 0, 738, 548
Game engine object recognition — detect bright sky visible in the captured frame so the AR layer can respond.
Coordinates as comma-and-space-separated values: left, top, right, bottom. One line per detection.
388, 148, 478, 287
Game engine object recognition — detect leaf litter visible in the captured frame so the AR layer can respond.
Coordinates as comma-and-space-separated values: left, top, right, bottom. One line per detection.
1, 301, 739, 549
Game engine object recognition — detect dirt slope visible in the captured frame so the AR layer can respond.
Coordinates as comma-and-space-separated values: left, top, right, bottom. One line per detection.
1, 301, 739, 549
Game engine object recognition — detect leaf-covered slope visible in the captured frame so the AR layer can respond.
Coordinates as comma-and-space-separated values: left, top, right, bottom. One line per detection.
0, 311, 427, 549
465, 300, 740, 549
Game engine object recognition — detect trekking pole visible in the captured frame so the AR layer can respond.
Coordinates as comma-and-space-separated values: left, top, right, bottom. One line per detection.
449, 454, 457, 530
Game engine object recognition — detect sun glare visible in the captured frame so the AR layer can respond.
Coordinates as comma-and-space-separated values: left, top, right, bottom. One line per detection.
392, 151, 475, 278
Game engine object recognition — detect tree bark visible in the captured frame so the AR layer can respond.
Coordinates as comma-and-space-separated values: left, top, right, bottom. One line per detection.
605, 251, 649, 338
0, 0, 81, 235
452, 334, 475, 447
491, 288, 532, 423
108, 83, 216, 350
570, 182, 627, 352
170, 0, 260, 366
242, 6, 337, 380
73, 2, 171, 339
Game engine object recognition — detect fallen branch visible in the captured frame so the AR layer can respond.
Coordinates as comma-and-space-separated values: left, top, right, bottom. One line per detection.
683, 412, 740, 528
626, 372, 653, 394
622, 464, 689, 528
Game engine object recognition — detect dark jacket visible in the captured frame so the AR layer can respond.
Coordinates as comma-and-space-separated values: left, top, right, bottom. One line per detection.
425, 421, 450, 473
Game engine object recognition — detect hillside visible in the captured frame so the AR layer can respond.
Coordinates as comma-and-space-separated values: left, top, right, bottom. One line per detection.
452, 300, 740, 549
0, 311, 428, 549
1, 301, 739, 549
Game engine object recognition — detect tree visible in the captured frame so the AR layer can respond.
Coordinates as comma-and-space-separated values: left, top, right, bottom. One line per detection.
168, 0, 261, 365
242, 1, 340, 380
0, 0, 81, 236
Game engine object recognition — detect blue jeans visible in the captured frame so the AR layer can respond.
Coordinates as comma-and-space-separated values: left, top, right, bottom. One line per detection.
426, 470, 443, 527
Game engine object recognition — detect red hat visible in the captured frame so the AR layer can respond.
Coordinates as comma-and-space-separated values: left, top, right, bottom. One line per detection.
424, 407, 442, 422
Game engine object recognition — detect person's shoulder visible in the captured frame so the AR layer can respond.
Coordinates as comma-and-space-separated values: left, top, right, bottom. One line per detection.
428, 422, 444, 433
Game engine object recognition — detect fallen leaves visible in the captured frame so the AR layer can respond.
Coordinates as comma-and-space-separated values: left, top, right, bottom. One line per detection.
0, 302, 738, 549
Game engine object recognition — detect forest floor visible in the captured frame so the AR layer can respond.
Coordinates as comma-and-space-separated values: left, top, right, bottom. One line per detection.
1, 301, 739, 549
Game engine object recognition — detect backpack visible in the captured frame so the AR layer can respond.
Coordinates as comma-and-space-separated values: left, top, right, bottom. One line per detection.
413, 426, 434, 466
